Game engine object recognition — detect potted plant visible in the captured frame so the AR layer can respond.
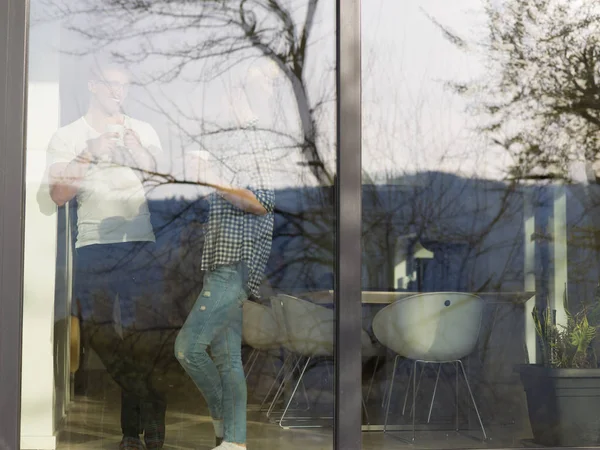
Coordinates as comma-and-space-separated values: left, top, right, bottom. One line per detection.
518, 292, 600, 446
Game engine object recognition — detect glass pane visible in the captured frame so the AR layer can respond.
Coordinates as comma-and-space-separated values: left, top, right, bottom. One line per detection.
22, 1, 336, 449
361, 0, 596, 448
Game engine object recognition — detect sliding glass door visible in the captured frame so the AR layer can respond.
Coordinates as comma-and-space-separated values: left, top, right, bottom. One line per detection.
0, 1, 362, 450
359, 1, 600, 449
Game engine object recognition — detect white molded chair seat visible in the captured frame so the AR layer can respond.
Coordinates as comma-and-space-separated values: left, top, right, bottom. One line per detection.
373, 292, 482, 361
242, 300, 281, 351
271, 294, 334, 357
242, 299, 286, 408
372, 292, 486, 441
271, 294, 375, 357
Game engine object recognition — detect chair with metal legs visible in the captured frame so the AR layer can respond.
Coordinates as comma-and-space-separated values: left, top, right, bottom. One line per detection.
372, 292, 487, 441
242, 299, 311, 415
242, 299, 280, 381
269, 294, 375, 428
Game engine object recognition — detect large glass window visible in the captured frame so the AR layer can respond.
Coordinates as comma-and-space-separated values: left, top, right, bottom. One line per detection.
15, 0, 600, 449
360, 0, 600, 448
22, 1, 337, 449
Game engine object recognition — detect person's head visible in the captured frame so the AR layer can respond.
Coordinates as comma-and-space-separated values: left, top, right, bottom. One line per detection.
87, 60, 130, 116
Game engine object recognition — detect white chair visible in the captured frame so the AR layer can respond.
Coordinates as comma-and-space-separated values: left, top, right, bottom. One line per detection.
372, 292, 487, 441
242, 300, 281, 380
242, 300, 308, 415
269, 294, 375, 428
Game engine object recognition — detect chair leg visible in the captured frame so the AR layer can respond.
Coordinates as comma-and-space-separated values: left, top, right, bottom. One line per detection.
268, 355, 314, 418
249, 349, 282, 402
279, 357, 312, 429
401, 364, 413, 416
383, 355, 400, 433
260, 352, 292, 411
404, 361, 425, 418
401, 361, 412, 414
382, 357, 405, 408
299, 369, 311, 412
455, 361, 459, 432
362, 393, 370, 425
458, 360, 487, 441
365, 356, 380, 404
267, 354, 301, 417
381, 380, 388, 408
245, 348, 261, 380
383, 356, 406, 408
412, 360, 418, 442
267, 354, 302, 417
427, 363, 442, 423
244, 348, 257, 373
381, 379, 389, 408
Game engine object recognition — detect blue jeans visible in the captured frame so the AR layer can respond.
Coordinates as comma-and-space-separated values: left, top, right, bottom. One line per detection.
174, 263, 248, 444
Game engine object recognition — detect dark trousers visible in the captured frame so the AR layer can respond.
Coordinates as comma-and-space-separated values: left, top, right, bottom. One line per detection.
74, 241, 170, 445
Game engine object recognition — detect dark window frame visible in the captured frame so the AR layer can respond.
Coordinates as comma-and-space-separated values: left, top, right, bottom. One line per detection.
0, 0, 29, 449
335, 1, 362, 450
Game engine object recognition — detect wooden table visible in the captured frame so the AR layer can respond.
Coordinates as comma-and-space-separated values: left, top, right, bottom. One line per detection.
302, 290, 536, 305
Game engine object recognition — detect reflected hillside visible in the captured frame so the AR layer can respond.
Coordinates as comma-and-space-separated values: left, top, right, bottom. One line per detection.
58, 170, 600, 328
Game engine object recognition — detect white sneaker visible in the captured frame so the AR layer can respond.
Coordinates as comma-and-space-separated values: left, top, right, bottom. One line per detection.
213, 442, 245, 450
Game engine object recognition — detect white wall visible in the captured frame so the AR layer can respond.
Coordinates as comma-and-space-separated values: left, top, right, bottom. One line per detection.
21, 13, 64, 449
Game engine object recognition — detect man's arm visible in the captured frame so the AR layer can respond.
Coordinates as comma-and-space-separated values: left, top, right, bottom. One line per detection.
49, 150, 94, 207
48, 132, 116, 207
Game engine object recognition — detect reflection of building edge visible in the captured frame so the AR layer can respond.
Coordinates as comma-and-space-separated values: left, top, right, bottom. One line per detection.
527, 184, 574, 363
394, 236, 470, 292
525, 184, 568, 365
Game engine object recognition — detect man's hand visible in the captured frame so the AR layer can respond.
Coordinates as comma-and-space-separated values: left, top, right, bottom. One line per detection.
86, 132, 118, 161
124, 129, 143, 151
122, 128, 157, 173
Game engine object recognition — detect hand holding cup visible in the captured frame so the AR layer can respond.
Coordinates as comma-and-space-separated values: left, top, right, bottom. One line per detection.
123, 129, 143, 151
87, 132, 118, 161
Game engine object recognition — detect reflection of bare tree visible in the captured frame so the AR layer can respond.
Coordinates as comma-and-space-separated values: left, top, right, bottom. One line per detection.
44, 0, 334, 186
423, 0, 600, 296
38, 0, 341, 310
361, 173, 524, 293
428, 0, 600, 181
402, 1, 600, 424
42, 0, 553, 434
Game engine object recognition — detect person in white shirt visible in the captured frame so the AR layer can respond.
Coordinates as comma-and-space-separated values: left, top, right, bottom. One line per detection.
47, 60, 167, 450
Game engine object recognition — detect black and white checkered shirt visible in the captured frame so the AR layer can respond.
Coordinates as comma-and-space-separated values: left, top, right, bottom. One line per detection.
201, 120, 274, 298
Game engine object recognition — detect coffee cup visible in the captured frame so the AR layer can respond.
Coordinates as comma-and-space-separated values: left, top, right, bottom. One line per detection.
106, 124, 125, 147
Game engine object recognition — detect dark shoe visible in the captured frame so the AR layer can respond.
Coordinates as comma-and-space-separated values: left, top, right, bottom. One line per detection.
119, 436, 145, 450
144, 421, 166, 450
215, 437, 223, 446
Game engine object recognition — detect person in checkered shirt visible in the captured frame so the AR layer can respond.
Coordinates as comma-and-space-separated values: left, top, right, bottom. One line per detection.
174, 119, 274, 450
